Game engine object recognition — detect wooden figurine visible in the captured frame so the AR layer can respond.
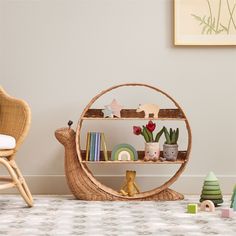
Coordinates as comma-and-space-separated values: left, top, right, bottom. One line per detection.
187, 203, 198, 214
120, 170, 140, 197
136, 104, 160, 118
102, 99, 123, 118
200, 200, 215, 212
221, 208, 234, 218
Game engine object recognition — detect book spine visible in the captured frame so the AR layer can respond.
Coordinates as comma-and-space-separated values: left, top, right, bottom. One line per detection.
89, 132, 94, 161
85, 132, 91, 161
97, 132, 101, 161
101, 132, 108, 161
94, 132, 98, 161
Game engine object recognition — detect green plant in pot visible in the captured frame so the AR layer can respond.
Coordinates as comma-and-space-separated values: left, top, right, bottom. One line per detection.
163, 127, 179, 161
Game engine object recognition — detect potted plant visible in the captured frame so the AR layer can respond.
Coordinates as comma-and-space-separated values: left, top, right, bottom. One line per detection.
162, 127, 179, 161
133, 121, 164, 161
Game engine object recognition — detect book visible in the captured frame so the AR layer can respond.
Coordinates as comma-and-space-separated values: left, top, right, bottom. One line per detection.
101, 132, 108, 161
85, 132, 91, 161
94, 132, 98, 161
89, 132, 95, 161
97, 132, 101, 161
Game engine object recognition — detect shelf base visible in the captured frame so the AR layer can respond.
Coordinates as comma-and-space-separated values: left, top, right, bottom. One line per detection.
144, 188, 184, 201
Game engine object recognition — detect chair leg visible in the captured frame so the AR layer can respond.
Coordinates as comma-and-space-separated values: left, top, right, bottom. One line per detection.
9, 160, 34, 207
0, 158, 33, 207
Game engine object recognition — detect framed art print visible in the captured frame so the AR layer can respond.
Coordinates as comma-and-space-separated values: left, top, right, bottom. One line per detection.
174, 0, 236, 45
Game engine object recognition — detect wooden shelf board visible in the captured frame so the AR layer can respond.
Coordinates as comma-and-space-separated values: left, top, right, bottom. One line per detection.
82, 159, 186, 164
80, 150, 187, 164
82, 109, 186, 120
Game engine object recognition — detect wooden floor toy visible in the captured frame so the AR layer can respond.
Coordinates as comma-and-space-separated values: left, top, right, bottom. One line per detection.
187, 204, 198, 214
200, 200, 215, 212
221, 208, 234, 218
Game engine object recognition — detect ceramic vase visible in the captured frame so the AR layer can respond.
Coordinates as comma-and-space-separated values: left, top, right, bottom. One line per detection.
144, 142, 160, 161
163, 144, 178, 161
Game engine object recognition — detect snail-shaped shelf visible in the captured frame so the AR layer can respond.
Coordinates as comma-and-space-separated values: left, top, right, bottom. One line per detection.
55, 83, 192, 201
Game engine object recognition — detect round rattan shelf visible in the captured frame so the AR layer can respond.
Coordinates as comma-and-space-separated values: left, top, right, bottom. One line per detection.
72, 83, 192, 201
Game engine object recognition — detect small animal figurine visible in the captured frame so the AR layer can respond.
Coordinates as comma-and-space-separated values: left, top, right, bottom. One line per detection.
136, 104, 160, 118
120, 170, 140, 197
187, 203, 198, 214
221, 208, 234, 218
200, 200, 215, 212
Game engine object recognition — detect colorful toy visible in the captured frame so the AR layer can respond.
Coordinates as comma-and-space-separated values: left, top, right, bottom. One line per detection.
200, 200, 215, 212
221, 208, 234, 218
120, 170, 140, 197
102, 99, 123, 118
187, 203, 198, 214
136, 103, 160, 118
111, 143, 138, 161
230, 184, 236, 208
200, 171, 223, 206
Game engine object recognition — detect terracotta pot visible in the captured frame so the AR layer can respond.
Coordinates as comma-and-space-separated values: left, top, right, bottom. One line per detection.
144, 142, 160, 161
163, 144, 178, 161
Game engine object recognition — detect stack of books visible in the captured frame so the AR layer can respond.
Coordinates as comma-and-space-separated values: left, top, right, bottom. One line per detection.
85, 132, 108, 161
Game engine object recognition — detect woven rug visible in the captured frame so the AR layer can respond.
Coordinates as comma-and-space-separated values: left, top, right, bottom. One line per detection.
0, 195, 235, 236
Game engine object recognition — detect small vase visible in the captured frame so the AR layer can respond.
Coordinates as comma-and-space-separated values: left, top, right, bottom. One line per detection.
163, 144, 178, 161
144, 142, 160, 161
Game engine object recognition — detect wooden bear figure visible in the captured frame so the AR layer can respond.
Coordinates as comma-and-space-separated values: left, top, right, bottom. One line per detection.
120, 170, 140, 197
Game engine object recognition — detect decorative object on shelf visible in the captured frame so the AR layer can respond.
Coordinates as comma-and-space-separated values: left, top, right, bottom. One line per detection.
187, 203, 198, 214
55, 83, 192, 201
133, 120, 164, 161
111, 144, 138, 161
120, 170, 140, 197
200, 200, 215, 212
200, 171, 223, 206
68, 120, 73, 129
162, 127, 179, 161
136, 103, 160, 118
221, 208, 234, 218
102, 99, 123, 118
230, 184, 236, 209
174, 0, 236, 45
85, 132, 108, 161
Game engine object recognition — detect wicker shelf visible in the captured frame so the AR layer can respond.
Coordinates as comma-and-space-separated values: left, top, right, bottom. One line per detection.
82, 109, 186, 120
56, 83, 192, 201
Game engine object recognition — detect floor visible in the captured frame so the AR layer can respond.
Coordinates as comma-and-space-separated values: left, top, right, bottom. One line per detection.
0, 195, 235, 236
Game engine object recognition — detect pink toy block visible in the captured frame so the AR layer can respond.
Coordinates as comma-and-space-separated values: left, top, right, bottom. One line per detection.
221, 208, 234, 218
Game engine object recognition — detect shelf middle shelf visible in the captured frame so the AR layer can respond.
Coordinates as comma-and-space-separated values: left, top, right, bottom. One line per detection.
82, 108, 186, 120
80, 150, 187, 164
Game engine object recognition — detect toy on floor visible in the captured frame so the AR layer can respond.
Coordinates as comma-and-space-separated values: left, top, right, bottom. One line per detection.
200, 200, 215, 212
136, 103, 160, 118
230, 184, 236, 209
200, 171, 223, 206
187, 203, 198, 214
120, 170, 140, 197
221, 208, 234, 218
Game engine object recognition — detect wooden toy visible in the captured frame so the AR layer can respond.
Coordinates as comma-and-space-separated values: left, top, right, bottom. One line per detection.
200, 171, 223, 206
102, 106, 113, 118
108, 99, 123, 118
120, 170, 140, 197
233, 195, 236, 211
221, 208, 234, 218
200, 200, 215, 212
187, 204, 198, 214
136, 103, 160, 118
230, 184, 236, 208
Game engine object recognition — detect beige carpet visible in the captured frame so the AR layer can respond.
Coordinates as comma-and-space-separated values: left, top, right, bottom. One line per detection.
0, 195, 235, 236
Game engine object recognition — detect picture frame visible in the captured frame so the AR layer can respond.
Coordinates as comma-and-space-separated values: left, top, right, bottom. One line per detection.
174, 0, 236, 45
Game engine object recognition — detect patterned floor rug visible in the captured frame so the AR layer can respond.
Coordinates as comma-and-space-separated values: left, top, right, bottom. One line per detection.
0, 195, 235, 236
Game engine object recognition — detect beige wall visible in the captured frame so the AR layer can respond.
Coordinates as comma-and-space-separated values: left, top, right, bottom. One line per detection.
1, 0, 235, 195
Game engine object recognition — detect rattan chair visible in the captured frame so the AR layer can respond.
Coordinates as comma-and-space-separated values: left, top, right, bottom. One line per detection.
0, 87, 33, 207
